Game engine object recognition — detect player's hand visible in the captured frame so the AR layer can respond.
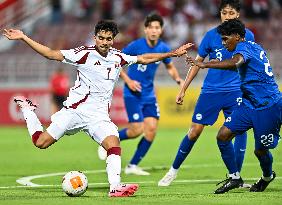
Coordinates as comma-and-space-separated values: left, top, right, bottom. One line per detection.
2, 29, 25, 40
176, 91, 185, 105
186, 56, 206, 69
127, 80, 142, 92
172, 43, 194, 57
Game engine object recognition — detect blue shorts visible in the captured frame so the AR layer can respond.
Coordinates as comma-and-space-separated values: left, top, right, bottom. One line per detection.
124, 97, 160, 122
224, 98, 282, 150
192, 91, 243, 125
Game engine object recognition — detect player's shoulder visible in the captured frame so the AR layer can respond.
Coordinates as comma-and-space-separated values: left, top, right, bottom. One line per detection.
206, 27, 218, 36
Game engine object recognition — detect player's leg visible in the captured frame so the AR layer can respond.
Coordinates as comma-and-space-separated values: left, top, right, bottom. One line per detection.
222, 91, 247, 172
124, 101, 159, 175
14, 96, 57, 148
158, 123, 204, 186
249, 101, 281, 192
89, 120, 138, 197
98, 97, 144, 160
125, 117, 157, 176
119, 97, 144, 140
159, 93, 221, 186
215, 104, 253, 194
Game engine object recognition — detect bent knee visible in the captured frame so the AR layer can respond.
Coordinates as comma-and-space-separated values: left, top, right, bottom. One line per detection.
127, 124, 144, 138
34, 133, 55, 149
254, 149, 268, 157
216, 126, 234, 141
188, 124, 204, 141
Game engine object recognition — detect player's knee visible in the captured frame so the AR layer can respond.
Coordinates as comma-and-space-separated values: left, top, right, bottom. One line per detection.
188, 126, 203, 141
34, 140, 49, 149
254, 149, 268, 157
216, 126, 233, 141
33, 133, 54, 149
128, 125, 143, 138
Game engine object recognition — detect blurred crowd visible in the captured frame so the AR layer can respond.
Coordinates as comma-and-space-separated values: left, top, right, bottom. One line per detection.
49, 0, 282, 49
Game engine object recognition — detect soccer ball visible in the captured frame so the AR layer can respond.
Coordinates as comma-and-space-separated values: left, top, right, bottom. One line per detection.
62, 171, 88, 197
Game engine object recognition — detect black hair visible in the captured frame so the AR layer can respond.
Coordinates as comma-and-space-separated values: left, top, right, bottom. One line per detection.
144, 13, 164, 27
219, 0, 241, 12
217, 19, 246, 38
94, 20, 119, 37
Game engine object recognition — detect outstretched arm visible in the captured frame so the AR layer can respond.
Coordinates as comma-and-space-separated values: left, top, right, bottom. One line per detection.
186, 54, 244, 70
3, 29, 64, 61
175, 55, 204, 105
136, 43, 193, 64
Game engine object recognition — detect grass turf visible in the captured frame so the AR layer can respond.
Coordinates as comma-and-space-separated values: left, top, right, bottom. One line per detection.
0, 126, 281, 205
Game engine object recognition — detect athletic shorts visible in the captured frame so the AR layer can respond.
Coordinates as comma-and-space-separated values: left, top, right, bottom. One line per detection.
46, 107, 119, 145
123, 97, 160, 122
192, 91, 243, 125
224, 98, 282, 150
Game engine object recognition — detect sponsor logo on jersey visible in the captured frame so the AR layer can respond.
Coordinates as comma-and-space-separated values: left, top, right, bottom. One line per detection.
94, 60, 101, 65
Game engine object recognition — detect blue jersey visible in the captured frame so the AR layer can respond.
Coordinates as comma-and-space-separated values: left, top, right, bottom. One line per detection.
198, 27, 254, 93
122, 38, 171, 101
233, 41, 281, 110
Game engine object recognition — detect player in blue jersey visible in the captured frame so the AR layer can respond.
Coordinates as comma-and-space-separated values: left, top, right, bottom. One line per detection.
187, 19, 281, 194
159, 0, 254, 186
98, 13, 184, 175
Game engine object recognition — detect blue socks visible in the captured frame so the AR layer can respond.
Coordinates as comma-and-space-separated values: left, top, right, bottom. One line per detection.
130, 137, 152, 165
118, 128, 128, 141
255, 150, 273, 177
172, 135, 195, 169
233, 132, 247, 172
217, 139, 238, 174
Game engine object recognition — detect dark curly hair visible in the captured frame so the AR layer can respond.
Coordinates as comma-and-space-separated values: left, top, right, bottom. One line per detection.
144, 13, 164, 27
219, 0, 241, 12
94, 20, 119, 37
217, 19, 246, 38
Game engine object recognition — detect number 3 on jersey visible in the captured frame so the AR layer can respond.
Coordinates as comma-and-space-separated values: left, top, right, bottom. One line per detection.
260, 51, 273, 77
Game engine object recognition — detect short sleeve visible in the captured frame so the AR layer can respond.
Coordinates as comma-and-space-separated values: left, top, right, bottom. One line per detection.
245, 29, 255, 42
198, 32, 211, 58
122, 41, 137, 55
161, 42, 172, 64
233, 42, 251, 63
60, 46, 90, 66
115, 53, 138, 67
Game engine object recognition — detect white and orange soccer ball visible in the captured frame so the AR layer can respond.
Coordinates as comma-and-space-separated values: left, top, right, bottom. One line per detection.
62, 171, 88, 197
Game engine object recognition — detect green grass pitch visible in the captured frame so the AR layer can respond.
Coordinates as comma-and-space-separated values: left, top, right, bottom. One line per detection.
0, 126, 281, 205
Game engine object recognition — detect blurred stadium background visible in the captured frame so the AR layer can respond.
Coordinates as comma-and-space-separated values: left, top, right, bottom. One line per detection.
0, 0, 281, 128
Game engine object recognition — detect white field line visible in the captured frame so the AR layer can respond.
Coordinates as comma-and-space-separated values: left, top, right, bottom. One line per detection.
0, 162, 280, 189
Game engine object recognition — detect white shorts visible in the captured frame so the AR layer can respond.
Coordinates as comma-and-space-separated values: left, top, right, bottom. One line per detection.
46, 107, 119, 145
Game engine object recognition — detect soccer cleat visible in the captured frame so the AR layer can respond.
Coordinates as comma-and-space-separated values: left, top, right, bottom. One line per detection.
250, 171, 276, 192
158, 171, 177, 186
124, 165, 150, 176
97, 145, 107, 160
109, 183, 139, 197
214, 177, 244, 194
14, 96, 37, 111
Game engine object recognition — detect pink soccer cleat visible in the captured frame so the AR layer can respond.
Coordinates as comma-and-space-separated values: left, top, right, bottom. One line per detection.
14, 96, 37, 111
109, 183, 139, 197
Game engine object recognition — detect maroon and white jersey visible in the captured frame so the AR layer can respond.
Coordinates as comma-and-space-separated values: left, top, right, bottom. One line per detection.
60, 45, 137, 110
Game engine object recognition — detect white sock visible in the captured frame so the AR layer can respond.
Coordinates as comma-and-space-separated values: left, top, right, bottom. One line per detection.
21, 108, 43, 137
169, 167, 178, 175
229, 172, 240, 179
106, 154, 121, 191
262, 174, 273, 181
